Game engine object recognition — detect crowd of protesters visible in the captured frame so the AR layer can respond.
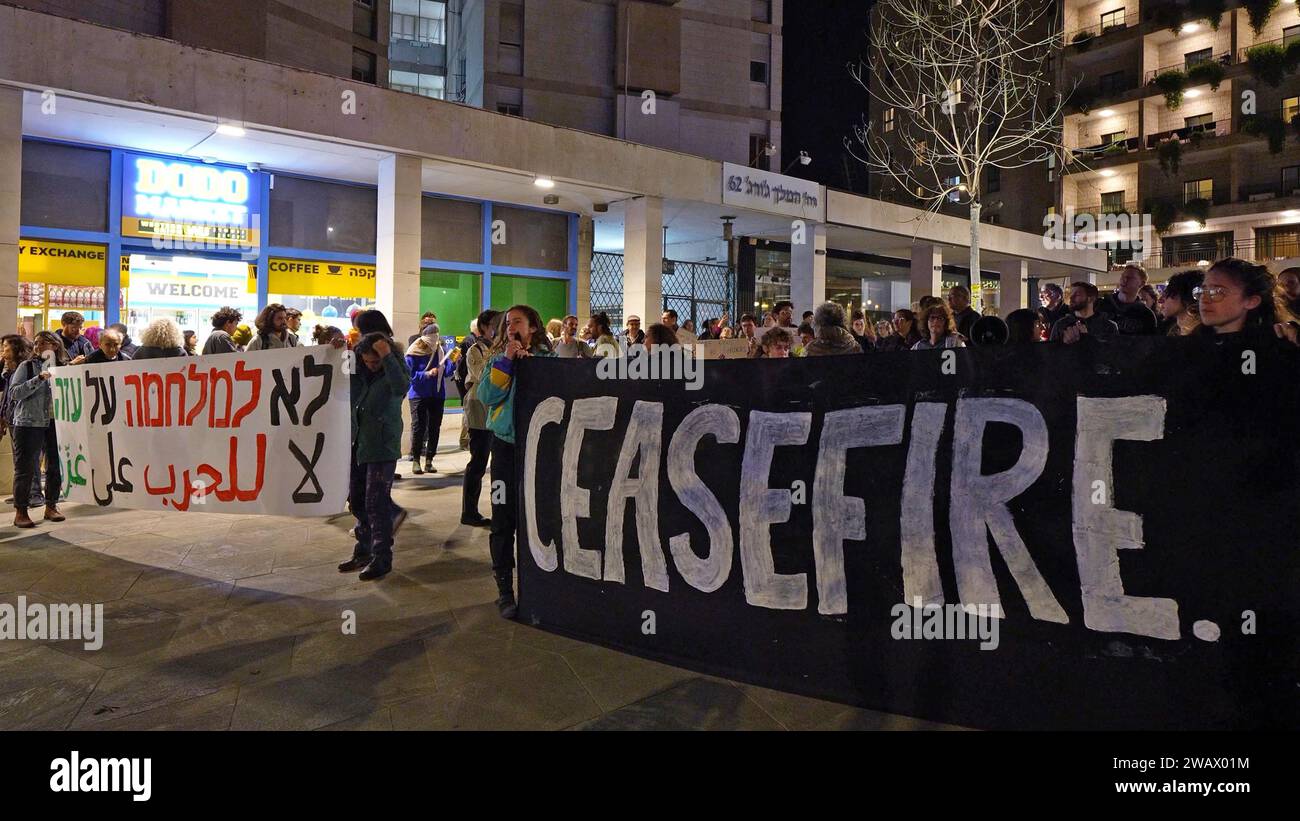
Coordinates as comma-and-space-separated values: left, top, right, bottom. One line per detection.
2, 257, 1297, 620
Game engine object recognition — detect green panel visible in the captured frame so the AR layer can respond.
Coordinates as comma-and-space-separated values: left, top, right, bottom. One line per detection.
420, 270, 481, 339
489, 274, 569, 325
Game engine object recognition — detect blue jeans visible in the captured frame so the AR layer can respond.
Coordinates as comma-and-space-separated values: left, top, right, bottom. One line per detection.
349, 455, 398, 561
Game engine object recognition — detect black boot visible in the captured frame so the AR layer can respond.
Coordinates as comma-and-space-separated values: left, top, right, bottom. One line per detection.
494, 573, 518, 619
411, 454, 424, 475
360, 553, 392, 581
338, 553, 372, 572
424, 458, 436, 474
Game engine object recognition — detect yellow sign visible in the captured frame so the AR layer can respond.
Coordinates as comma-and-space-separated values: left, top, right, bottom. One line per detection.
267, 258, 376, 299
18, 239, 107, 285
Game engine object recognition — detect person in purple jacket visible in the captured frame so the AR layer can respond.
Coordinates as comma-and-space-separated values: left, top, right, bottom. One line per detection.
405, 324, 448, 475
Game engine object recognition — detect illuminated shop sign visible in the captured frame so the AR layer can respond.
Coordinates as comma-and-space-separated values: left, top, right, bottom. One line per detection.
121, 153, 260, 248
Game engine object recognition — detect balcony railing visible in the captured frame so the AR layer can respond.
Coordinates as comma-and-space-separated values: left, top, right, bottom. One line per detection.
1071, 200, 1141, 218
1068, 134, 1141, 162
1236, 36, 1300, 64
1143, 52, 1233, 85
1239, 181, 1300, 202
1066, 12, 1131, 44
1145, 118, 1231, 149
1140, 238, 1300, 269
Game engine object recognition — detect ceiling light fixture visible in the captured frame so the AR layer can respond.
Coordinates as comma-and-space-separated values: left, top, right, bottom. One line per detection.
1099, 169, 1117, 177
1181, 22, 1199, 33
1097, 109, 1116, 117
533, 176, 556, 189
216, 124, 246, 137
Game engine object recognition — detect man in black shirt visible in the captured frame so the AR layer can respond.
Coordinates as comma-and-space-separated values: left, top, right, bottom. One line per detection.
947, 285, 979, 340
1095, 263, 1158, 334
1050, 281, 1119, 343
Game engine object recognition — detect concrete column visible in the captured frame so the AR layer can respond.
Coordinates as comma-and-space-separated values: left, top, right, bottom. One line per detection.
0, 88, 20, 337
789, 220, 826, 315
623, 196, 663, 321
910, 244, 943, 308
375, 154, 423, 342
995, 258, 1029, 318
577, 214, 593, 324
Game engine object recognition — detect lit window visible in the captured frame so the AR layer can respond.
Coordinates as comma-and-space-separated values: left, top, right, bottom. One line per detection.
1183, 178, 1213, 203
391, 0, 447, 45
1285, 97, 1300, 124
388, 69, 446, 99
883, 107, 895, 132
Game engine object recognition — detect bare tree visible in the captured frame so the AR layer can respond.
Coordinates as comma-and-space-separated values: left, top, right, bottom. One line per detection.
850, 0, 1073, 308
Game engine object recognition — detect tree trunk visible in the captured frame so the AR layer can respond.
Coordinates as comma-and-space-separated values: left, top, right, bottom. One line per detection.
969, 199, 982, 313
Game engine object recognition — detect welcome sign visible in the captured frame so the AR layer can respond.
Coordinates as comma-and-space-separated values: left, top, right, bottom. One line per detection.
51, 346, 350, 516
511, 339, 1300, 730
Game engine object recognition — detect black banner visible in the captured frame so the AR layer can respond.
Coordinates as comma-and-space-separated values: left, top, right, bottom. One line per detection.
512, 338, 1300, 730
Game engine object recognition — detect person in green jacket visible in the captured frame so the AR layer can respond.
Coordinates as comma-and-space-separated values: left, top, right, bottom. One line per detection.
336, 331, 411, 581
476, 303, 555, 618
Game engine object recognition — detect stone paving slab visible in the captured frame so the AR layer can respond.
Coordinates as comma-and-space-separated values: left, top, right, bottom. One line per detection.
0, 444, 965, 731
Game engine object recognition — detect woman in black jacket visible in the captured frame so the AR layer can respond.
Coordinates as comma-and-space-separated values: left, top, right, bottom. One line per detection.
131, 318, 188, 359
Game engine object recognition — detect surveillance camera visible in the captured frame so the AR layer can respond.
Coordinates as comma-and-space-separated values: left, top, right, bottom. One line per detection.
246, 162, 263, 173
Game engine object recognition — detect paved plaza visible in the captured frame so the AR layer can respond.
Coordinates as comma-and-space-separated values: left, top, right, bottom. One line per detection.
0, 417, 963, 732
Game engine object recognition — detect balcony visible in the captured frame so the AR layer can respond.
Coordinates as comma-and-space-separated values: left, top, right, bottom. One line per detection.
1143, 52, 1233, 85
1239, 181, 1300, 203
1139, 237, 1300, 270
1069, 133, 1142, 162
1145, 118, 1231, 149
1236, 36, 1300, 65
1066, 11, 1131, 45
1071, 199, 1141, 219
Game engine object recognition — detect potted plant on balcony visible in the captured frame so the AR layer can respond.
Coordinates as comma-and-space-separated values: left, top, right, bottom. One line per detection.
1186, 60, 1225, 92
1244, 0, 1279, 36
1154, 70, 1187, 109
1243, 113, 1288, 153
1149, 3, 1186, 35
1188, 0, 1226, 29
1183, 198, 1212, 227
1157, 138, 1183, 175
1072, 30, 1094, 50
1145, 198, 1179, 234
1246, 42, 1289, 87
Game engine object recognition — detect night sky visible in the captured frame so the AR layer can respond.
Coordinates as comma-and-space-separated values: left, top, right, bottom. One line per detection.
781, 0, 874, 193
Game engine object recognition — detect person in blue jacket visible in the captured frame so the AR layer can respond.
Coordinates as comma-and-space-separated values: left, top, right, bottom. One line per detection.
335, 330, 411, 581
405, 324, 448, 475
476, 304, 555, 618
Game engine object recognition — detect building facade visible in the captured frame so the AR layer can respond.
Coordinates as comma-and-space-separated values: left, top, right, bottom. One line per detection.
1061, 0, 1300, 280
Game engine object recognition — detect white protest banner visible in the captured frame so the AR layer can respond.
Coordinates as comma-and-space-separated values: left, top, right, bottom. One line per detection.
50, 345, 350, 516
695, 338, 753, 359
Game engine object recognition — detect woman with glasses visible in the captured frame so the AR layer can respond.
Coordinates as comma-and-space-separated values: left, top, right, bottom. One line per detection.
1193, 258, 1299, 346
876, 309, 922, 352
911, 303, 966, 350
1157, 269, 1203, 337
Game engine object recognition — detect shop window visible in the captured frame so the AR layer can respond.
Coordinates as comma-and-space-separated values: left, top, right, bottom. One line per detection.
490, 274, 568, 322
421, 270, 481, 341
421, 196, 483, 263
20, 141, 110, 232
1183, 178, 1213, 203
490, 206, 569, 270
270, 176, 377, 254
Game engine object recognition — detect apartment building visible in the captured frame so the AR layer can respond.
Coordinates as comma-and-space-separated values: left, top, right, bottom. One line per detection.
1061, 0, 1300, 278
13, 0, 389, 82
440, 0, 783, 168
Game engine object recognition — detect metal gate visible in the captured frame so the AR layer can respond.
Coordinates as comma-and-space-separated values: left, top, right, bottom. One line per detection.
590, 252, 735, 328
